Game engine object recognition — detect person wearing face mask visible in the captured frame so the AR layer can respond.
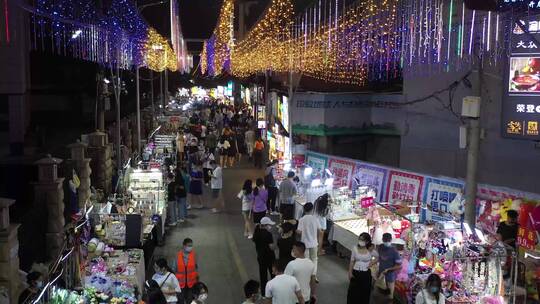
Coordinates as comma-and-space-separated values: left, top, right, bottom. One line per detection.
190, 282, 208, 304
152, 259, 182, 304
415, 274, 445, 304
174, 238, 199, 304
242, 280, 263, 304
377, 233, 402, 301
18, 271, 43, 304
347, 233, 378, 304
252, 217, 277, 292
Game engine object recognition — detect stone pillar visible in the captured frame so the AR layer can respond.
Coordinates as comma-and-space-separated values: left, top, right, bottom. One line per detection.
67, 141, 92, 208
87, 131, 113, 195
0, 199, 21, 303
34, 155, 65, 261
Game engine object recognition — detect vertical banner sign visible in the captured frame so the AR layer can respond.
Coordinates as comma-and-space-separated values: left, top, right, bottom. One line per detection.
306, 152, 328, 175
352, 163, 388, 201
421, 178, 465, 222
328, 158, 355, 188
386, 171, 424, 204
502, 15, 540, 140
517, 227, 537, 250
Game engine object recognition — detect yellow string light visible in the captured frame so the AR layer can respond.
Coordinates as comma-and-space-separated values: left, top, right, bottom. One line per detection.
200, 40, 208, 74
144, 28, 178, 72
230, 0, 294, 77
213, 0, 234, 75
205, 0, 399, 85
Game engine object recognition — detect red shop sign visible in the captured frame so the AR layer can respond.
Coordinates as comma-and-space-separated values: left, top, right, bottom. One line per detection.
361, 197, 375, 208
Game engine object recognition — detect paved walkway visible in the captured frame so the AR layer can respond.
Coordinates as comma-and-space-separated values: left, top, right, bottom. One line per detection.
154, 159, 349, 303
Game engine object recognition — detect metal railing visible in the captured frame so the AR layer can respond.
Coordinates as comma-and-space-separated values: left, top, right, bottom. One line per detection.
26, 205, 93, 304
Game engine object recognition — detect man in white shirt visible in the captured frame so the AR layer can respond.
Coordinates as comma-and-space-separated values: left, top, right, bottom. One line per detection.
210, 160, 224, 213
284, 242, 316, 304
296, 203, 322, 275
265, 259, 305, 304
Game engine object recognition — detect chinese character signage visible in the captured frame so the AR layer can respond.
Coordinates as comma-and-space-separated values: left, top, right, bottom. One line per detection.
517, 227, 537, 250
501, 0, 540, 11
328, 158, 355, 188
360, 197, 375, 208
352, 163, 388, 201
421, 178, 465, 222
385, 170, 424, 204
502, 14, 540, 140
306, 151, 328, 175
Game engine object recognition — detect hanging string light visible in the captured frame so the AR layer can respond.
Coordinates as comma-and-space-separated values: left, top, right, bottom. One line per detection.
27, 0, 178, 71
144, 28, 178, 72
400, 0, 508, 77
212, 0, 234, 76
230, 0, 294, 77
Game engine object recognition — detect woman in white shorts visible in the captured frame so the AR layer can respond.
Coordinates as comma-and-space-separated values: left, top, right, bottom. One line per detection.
238, 179, 255, 238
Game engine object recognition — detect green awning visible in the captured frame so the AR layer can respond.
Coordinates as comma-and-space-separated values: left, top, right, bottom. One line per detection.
292, 124, 400, 136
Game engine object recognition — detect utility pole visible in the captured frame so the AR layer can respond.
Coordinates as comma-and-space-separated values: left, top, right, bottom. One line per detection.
150, 70, 155, 123
464, 56, 483, 228
136, 66, 141, 154
288, 71, 294, 161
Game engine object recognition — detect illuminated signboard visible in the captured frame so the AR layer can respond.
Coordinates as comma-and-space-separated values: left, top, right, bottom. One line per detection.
503, 15, 540, 140
500, 0, 540, 10
257, 105, 266, 129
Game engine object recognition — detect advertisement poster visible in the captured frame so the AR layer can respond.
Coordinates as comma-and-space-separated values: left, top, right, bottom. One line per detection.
328, 158, 356, 188
306, 152, 328, 175
421, 178, 465, 222
503, 15, 540, 140
352, 163, 388, 201
386, 171, 424, 204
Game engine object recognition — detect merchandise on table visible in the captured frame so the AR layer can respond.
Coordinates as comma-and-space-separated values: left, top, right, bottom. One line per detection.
84, 249, 145, 302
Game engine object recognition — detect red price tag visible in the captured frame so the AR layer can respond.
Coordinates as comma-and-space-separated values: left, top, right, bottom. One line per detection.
361, 197, 374, 208
517, 227, 537, 250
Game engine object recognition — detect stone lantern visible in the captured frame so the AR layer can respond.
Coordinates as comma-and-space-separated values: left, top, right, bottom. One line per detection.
34, 155, 64, 261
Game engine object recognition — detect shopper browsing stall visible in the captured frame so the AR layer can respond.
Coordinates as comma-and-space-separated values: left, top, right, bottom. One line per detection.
279, 171, 298, 221
377, 233, 402, 300
167, 173, 178, 226
314, 194, 330, 255
347, 232, 378, 304
296, 203, 322, 276
152, 258, 182, 304
496, 209, 519, 248
415, 274, 445, 304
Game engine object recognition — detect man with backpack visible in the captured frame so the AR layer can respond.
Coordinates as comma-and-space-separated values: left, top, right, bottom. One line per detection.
253, 137, 265, 169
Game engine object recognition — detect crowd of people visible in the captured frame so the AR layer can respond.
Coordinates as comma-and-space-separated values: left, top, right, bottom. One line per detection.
145, 102, 444, 304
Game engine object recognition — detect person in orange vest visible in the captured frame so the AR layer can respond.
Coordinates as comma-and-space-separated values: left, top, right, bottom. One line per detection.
174, 238, 199, 304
